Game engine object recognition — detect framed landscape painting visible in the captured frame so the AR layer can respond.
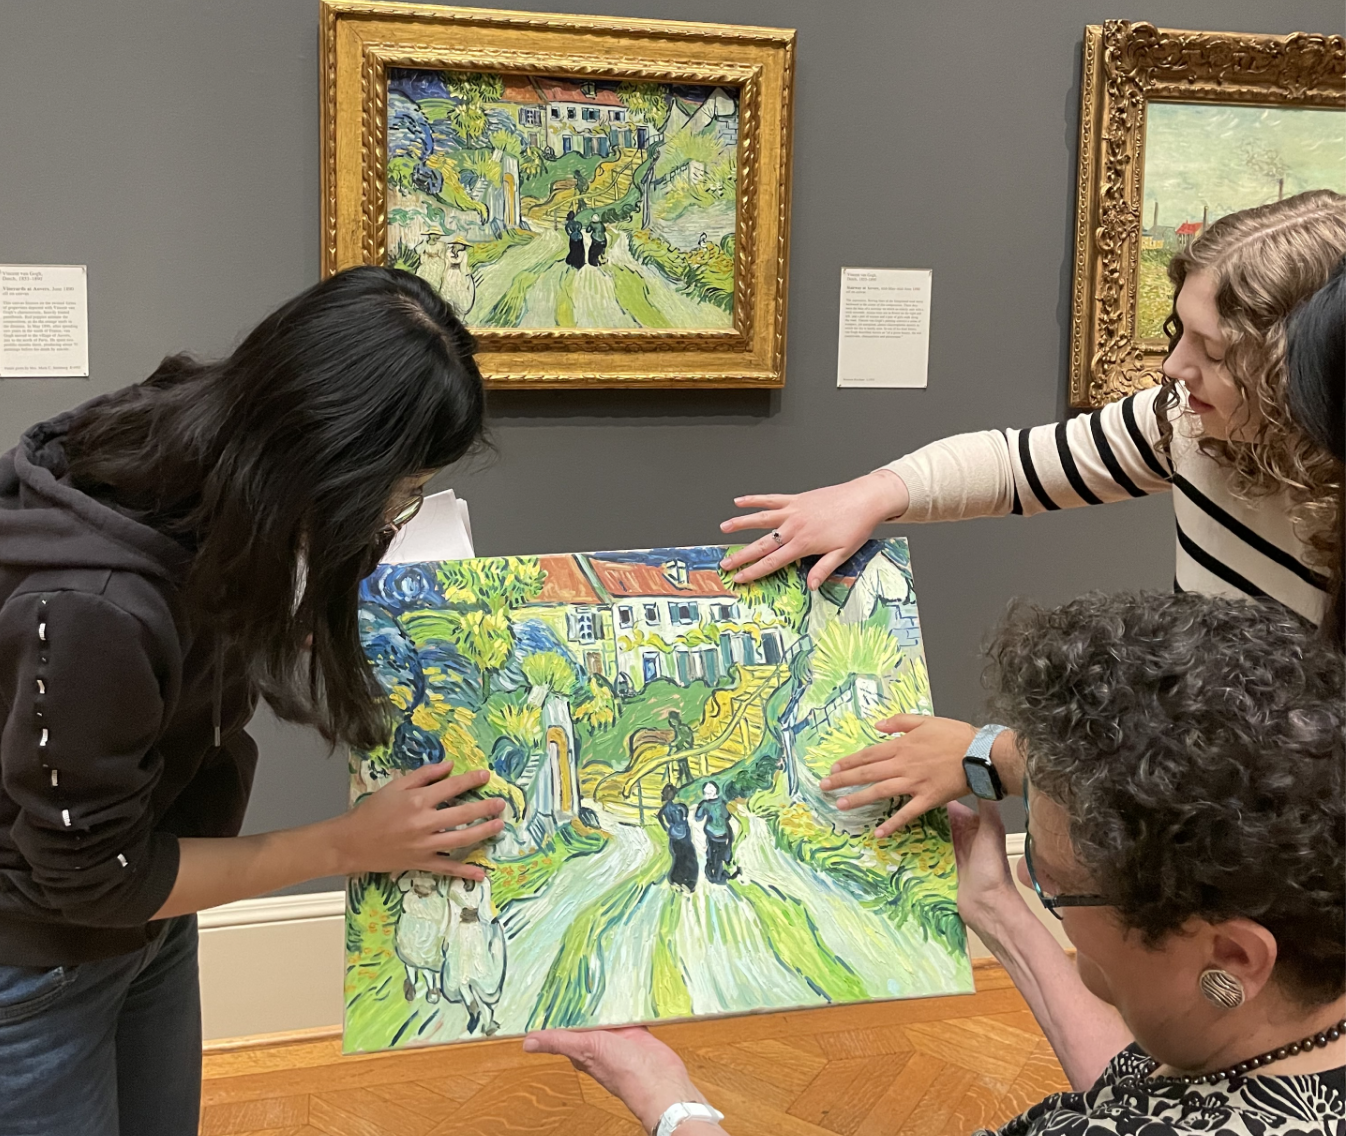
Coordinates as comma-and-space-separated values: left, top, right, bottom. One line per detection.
344, 540, 973, 1053
321, 1, 795, 388
1068, 22, 1345, 408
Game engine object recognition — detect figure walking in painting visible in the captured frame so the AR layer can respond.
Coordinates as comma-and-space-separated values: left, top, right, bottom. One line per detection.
666, 711, 694, 786
418, 235, 476, 318
394, 872, 449, 1003
657, 784, 698, 893
438, 238, 476, 318
564, 210, 586, 269
441, 875, 507, 1036
586, 214, 609, 266
695, 781, 739, 885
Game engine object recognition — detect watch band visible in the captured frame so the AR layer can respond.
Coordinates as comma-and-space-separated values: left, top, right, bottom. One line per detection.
963, 724, 1008, 800
966, 723, 1008, 762
654, 1101, 725, 1136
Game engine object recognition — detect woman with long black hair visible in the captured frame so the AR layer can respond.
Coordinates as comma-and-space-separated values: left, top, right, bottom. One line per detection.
0, 266, 504, 1133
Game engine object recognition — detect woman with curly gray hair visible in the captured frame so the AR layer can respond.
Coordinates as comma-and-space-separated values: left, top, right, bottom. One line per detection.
521, 592, 1343, 1136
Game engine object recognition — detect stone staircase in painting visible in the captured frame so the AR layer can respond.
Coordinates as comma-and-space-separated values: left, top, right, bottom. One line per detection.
592, 663, 787, 823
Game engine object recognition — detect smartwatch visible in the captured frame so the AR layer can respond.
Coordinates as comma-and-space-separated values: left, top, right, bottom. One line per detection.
962, 724, 1008, 800
654, 1102, 725, 1136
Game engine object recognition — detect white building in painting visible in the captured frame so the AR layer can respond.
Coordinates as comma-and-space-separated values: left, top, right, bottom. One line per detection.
520, 555, 786, 695
497, 77, 655, 159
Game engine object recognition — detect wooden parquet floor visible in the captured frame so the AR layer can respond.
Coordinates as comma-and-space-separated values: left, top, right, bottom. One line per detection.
200, 959, 1070, 1136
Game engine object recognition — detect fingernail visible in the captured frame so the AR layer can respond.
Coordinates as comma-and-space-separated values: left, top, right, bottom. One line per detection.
837, 798, 850, 809
523, 1039, 539, 1052
719, 558, 729, 567
819, 778, 832, 789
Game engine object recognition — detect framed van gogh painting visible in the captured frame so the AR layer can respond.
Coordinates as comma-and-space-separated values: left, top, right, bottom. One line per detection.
1068, 22, 1345, 408
320, 1, 795, 388
344, 540, 973, 1052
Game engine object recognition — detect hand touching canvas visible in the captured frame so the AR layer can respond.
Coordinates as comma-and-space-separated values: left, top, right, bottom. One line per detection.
344, 539, 973, 1052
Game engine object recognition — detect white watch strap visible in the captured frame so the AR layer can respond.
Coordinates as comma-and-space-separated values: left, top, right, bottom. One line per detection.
966, 723, 1008, 762
654, 1101, 725, 1136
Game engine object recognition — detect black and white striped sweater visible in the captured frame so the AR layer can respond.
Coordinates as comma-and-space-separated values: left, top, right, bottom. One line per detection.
884, 385, 1328, 622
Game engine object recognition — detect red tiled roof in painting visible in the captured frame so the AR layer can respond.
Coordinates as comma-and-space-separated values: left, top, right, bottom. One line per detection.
536, 555, 602, 604
500, 76, 546, 105
588, 559, 736, 599
1175, 221, 1203, 235
535, 80, 624, 107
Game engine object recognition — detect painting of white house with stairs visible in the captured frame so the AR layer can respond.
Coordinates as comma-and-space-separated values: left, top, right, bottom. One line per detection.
386, 69, 737, 329
345, 540, 974, 1052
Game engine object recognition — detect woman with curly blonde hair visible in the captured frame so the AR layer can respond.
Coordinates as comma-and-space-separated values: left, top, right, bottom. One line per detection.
711, 189, 1346, 1089
719, 189, 1346, 836
1155, 189, 1344, 603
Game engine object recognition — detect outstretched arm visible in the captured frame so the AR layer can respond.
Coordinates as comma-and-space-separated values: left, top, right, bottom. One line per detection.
720, 387, 1173, 588
155, 763, 504, 918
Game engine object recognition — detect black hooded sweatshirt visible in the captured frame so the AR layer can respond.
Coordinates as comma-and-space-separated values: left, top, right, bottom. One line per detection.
0, 396, 258, 966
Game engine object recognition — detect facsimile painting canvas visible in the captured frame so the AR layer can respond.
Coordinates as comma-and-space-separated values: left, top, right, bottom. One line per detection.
387, 70, 738, 331
345, 540, 973, 1053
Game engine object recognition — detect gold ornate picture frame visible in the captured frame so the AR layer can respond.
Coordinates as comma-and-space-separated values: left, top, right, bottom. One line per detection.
1068, 21, 1345, 409
321, 1, 795, 389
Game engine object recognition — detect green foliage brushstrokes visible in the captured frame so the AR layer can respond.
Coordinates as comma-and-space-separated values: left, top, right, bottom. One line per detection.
528, 842, 668, 1029
650, 893, 693, 1018
609, 264, 671, 328
727, 879, 869, 1002
759, 795, 966, 958
490, 823, 611, 909
466, 229, 535, 274
484, 269, 542, 327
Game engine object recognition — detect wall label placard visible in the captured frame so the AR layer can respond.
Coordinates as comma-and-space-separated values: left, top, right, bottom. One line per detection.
0, 265, 89, 378
837, 267, 931, 389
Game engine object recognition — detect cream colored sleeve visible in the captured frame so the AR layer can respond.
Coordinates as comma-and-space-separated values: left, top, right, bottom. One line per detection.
879, 386, 1174, 523
880, 430, 1016, 522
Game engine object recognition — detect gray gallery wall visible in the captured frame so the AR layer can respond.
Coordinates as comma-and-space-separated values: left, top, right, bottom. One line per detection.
2, 0, 1341, 889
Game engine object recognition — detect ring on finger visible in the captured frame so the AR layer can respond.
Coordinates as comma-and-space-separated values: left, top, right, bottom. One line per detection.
770, 530, 784, 547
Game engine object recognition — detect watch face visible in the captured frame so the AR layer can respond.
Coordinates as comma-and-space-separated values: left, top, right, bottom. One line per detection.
964, 760, 996, 800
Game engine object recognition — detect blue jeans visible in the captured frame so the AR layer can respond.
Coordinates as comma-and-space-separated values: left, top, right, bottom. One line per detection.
0, 915, 201, 1136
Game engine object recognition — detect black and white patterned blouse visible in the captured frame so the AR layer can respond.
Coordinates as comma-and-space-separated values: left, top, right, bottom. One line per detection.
987, 1047, 1344, 1136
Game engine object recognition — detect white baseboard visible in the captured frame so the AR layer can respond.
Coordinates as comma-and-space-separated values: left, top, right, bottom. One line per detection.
198, 890, 346, 1041
196, 832, 1065, 1042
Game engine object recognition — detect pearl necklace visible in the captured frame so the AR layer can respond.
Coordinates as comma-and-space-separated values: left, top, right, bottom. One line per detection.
1145, 1018, 1346, 1085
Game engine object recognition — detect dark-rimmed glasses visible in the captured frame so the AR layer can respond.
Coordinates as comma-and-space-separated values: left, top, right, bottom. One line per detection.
1022, 783, 1109, 921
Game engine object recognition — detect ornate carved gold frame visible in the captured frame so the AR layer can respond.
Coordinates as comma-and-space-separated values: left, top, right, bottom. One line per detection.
320, 1, 795, 389
1068, 21, 1344, 408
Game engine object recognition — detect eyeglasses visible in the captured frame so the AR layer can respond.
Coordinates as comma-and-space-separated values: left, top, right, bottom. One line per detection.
1022, 784, 1109, 921
381, 487, 425, 536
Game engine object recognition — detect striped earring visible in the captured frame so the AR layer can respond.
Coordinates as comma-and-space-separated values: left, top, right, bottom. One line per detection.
1199, 968, 1245, 1009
